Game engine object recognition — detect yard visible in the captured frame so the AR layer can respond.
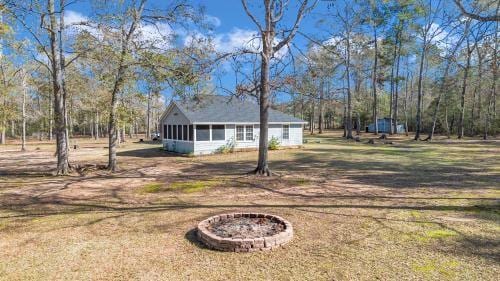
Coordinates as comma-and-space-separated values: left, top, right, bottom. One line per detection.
0, 131, 499, 280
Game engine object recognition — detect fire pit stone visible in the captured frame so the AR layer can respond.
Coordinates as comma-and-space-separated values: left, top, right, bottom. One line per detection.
196, 213, 293, 252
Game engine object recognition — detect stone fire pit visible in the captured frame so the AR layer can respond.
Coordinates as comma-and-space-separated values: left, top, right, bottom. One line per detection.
196, 213, 293, 252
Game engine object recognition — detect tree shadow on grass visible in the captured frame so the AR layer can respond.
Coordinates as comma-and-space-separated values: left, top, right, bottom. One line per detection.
117, 147, 181, 158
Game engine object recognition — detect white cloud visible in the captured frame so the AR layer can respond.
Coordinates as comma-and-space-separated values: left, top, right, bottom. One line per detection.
64, 10, 88, 26
205, 15, 221, 27
136, 23, 174, 50
63, 10, 99, 37
184, 28, 288, 59
213, 28, 261, 53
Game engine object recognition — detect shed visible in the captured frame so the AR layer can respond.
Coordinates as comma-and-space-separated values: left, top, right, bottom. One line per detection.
367, 118, 405, 134
159, 95, 306, 155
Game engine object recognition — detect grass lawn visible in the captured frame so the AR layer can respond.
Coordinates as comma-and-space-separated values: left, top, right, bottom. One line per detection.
0, 131, 498, 280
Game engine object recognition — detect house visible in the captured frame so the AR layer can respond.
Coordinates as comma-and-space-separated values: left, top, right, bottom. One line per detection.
159, 95, 307, 155
367, 118, 405, 134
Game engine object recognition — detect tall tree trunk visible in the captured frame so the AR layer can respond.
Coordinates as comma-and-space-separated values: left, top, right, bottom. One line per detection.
389, 35, 398, 135
48, 0, 70, 175
345, 31, 353, 139
95, 110, 99, 140
255, 54, 271, 175
393, 34, 402, 134
372, 27, 378, 135
356, 113, 360, 135
59, 0, 70, 156
49, 94, 53, 141
458, 40, 472, 139
404, 66, 411, 136
108, 0, 145, 172
21, 69, 27, 151
0, 123, 5, 145
427, 36, 461, 141
343, 103, 347, 138
485, 15, 498, 139
318, 80, 324, 134
10, 120, 15, 137
146, 90, 151, 139
477, 47, 483, 136
310, 98, 315, 134
414, 35, 427, 140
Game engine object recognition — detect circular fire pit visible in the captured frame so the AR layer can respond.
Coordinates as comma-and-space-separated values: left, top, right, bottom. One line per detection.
196, 213, 293, 252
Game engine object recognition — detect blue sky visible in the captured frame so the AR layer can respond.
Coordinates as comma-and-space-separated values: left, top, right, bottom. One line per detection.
11, 0, 460, 103
50, 0, 335, 101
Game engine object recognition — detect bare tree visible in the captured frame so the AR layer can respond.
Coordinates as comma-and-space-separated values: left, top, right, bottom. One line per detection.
242, 0, 315, 176
453, 0, 500, 22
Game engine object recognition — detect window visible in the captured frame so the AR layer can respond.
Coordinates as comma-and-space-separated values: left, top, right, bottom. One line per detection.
178, 125, 183, 141
183, 125, 188, 141
196, 125, 210, 141
236, 125, 244, 141
172, 125, 177, 139
283, 124, 289, 140
163, 125, 168, 139
245, 125, 253, 141
212, 125, 225, 141
167, 125, 172, 139
189, 125, 193, 141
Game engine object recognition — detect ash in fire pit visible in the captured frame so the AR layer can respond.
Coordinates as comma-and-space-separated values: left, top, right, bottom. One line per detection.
208, 217, 284, 239
196, 213, 293, 252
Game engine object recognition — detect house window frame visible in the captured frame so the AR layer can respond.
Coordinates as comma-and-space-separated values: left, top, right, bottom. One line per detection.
282, 124, 290, 140
236, 124, 255, 142
245, 125, 253, 141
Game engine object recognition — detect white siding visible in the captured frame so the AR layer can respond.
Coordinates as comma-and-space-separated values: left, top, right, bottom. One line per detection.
192, 123, 303, 155
161, 104, 194, 154
160, 103, 304, 155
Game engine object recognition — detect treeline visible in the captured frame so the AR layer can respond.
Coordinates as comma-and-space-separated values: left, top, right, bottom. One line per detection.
276, 0, 498, 140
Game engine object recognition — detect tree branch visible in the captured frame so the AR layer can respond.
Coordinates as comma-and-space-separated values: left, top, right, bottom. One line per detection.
453, 0, 500, 22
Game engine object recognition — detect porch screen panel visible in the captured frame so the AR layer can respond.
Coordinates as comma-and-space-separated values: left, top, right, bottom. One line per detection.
183, 125, 188, 140
178, 125, 183, 140
196, 125, 210, 141
212, 125, 225, 141
172, 125, 177, 139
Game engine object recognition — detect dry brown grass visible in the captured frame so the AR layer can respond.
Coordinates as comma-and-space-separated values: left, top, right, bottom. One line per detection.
0, 131, 499, 280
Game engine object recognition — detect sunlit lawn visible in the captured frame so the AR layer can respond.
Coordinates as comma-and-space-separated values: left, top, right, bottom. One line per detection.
0, 131, 498, 280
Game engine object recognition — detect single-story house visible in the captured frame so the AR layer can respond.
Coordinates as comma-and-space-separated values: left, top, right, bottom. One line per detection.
367, 118, 405, 134
159, 95, 307, 155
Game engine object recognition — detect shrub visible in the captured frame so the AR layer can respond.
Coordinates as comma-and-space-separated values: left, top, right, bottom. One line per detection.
268, 136, 280, 150
215, 137, 235, 154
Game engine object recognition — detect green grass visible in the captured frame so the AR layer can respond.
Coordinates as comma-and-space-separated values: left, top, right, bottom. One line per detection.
168, 179, 223, 193
415, 229, 459, 242
140, 182, 163, 193
412, 259, 460, 280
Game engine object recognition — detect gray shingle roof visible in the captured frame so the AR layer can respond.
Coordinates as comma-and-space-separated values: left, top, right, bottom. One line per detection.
173, 95, 306, 124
